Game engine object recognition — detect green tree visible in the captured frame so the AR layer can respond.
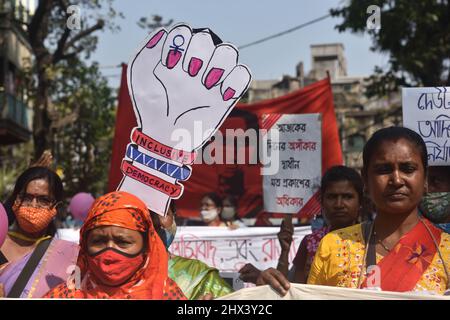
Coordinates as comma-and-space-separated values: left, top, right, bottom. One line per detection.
7, 0, 122, 158
137, 14, 173, 30
0, 143, 33, 200
331, 0, 450, 96
50, 59, 116, 197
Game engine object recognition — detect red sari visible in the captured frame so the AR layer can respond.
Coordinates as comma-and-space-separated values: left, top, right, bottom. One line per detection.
362, 219, 443, 292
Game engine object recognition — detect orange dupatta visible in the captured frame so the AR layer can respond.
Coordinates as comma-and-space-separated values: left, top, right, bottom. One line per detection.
45, 191, 185, 299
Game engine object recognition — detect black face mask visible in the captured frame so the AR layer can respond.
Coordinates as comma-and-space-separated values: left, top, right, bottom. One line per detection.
86, 231, 147, 257
88, 246, 144, 258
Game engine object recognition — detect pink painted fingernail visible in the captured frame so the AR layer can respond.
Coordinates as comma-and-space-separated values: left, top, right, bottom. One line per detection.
188, 57, 203, 77
223, 87, 236, 101
167, 50, 182, 69
146, 30, 165, 49
205, 68, 224, 89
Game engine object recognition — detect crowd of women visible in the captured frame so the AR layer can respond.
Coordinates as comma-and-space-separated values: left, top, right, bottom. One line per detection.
0, 126, 449, 299
252, 127, 450, 296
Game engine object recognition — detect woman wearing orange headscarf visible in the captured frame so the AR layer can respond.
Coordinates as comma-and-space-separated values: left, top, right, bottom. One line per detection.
45, 191, 186, 299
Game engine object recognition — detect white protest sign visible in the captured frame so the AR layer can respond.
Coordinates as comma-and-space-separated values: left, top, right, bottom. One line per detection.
218, 283, 450, 300
57, 226, 311, 273
262, 114, 322, 213
118, 23, 252, 215
169, 226, 311, 272
402, 87, 450, 166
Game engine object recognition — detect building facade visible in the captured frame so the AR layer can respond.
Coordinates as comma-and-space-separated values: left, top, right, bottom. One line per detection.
0, 0, 34, 145
0, 0, 35, 198
246, 43, 402, 170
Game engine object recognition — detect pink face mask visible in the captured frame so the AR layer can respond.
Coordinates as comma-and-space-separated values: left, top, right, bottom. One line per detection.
87, 248, 145, 286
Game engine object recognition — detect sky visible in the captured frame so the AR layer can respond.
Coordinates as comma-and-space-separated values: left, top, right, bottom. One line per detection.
90, 0, 389, 88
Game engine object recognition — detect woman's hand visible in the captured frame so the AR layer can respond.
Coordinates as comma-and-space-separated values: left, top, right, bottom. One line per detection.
256, 267, 291, 297
227, 223, 239, 230
30, 150, 53, 168
238, 263, 262, 284
198, 293, 214, 300
278, 215, 294, 252
0, 283, 5, 298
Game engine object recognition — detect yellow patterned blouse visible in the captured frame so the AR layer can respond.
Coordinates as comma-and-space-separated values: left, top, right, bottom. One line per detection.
307, 224, 450, 294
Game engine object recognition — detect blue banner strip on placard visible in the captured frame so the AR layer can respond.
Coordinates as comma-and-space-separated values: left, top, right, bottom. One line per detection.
126, 145, 191, 181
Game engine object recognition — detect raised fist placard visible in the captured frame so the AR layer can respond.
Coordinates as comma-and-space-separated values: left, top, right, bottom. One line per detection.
118, 23, 252, 215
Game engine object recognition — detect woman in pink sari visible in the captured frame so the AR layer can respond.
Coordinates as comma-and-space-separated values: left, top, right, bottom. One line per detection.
0, 167, 78, 298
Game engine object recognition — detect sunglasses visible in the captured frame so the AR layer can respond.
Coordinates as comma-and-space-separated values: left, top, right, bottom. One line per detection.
18, 193, 56, 208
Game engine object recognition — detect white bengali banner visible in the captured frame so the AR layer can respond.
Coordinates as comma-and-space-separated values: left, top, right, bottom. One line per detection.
218, 284, 450, 300
57, 226, 312, 273
169, 226, 311, 272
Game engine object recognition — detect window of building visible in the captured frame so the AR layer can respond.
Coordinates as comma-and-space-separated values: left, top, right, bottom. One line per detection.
347, 134, 365, 152
343, 84, 352, 92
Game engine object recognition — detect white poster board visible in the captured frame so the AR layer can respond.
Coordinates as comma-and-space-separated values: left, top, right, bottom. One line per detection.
218, 284, 450, 300
402, 87, 450, 165
57, 226, 311, 273
169, 226, 310, 272
117, 23, 251, 215
262, 114, 322, 213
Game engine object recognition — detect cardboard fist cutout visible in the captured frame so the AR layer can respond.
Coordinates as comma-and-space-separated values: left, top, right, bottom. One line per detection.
118, 24, 252, 215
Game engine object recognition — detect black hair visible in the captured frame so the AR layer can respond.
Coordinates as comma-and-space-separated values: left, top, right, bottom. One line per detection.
192, 28, 222, 45
149, 211, 161, 230
4, 166, 64, 236
149, 201, 177, 231
362, 126, 428, 178
169, 200, 177, 216
222, 194, 238, 207
321, 165, 364, 202
202, 192, 223, 208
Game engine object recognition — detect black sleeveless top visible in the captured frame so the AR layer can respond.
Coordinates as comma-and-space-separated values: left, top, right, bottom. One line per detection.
0, 250, 8, 265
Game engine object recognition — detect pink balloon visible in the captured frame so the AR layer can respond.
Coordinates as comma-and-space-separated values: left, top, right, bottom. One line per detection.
69, 193, 95, 222
0, 202, 8, 248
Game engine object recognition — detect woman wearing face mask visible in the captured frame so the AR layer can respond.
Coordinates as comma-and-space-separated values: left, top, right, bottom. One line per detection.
199, 193, 226, 227
420, 166, 450, 234
45, 191, 186, 299
0, 167, 78, 298
221, 195, 247, 229
151, 203, 233, 300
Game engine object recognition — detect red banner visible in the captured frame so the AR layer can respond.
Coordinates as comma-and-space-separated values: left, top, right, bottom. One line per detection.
108, 65, 342, 220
